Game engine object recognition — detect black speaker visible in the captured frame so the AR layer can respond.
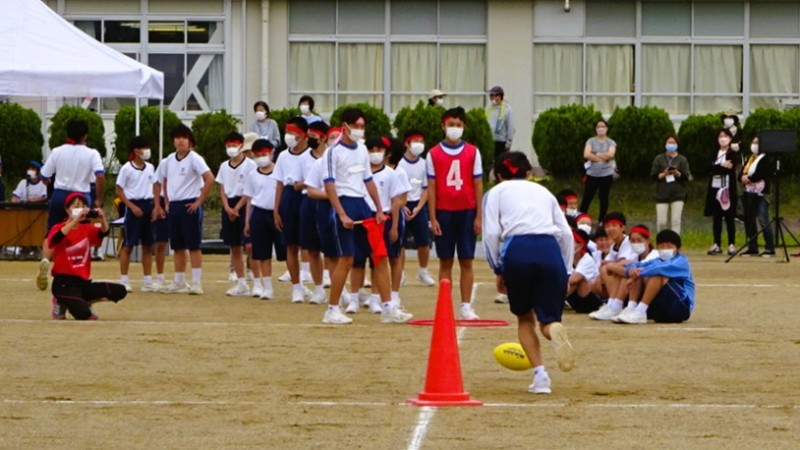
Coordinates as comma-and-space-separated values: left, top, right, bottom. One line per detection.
758, 130, 797, 153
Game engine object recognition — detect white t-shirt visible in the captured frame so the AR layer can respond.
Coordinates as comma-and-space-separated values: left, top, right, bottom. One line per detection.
396, 155, 428, 202
156, 151, 211, 202
116, 161, 156, 200
304, 158, 326, 191
216, 157, 256, 198
641, 249, 659, 263
299, 150, 323, 194
40, 144, 104, 192
324, 141, 372, 198
425, 142, 483, 179
365, 165, 410, 213
605, 235, 635, 262
573, 252, 600, 283
244, 167, 278, 210
272, 147, 308, 187
11, 179, 47, 202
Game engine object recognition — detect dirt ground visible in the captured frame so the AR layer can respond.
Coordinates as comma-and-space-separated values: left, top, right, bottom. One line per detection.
0, 252, 798, 449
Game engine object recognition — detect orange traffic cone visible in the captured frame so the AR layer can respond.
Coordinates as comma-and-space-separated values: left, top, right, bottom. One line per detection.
407, 279, 482, 407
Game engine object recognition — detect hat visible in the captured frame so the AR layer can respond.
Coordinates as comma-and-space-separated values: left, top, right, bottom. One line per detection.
242, 132, 259, 151
64, 192, 88, 207
489, 86, 504, 96
29, 160, 43, 169
429, 89, 445, 99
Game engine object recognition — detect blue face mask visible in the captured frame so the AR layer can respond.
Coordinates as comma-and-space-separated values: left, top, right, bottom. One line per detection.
665, 144, 678, 153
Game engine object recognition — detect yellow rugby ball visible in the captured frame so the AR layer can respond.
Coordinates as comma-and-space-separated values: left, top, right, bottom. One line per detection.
493, 342, 532, 371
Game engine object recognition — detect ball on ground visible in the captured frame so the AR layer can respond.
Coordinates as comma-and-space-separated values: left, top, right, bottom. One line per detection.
493, 342, 532, 371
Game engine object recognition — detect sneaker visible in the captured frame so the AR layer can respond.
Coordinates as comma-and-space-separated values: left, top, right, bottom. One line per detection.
760, 251, 776, 258
458, 303, 480, 320
291, 287, 305, 303
303, 286, 314, 300
246, 270, 254, 282
528, 374, 552, 394
51, 297, 66, 320
141, 281, 159, 292
260, 286, 274, 300
548, 322, 574, 372
226, 284, 250, 297
417, 271, 436, 287
160, 282, 189, 294
494, 293, 509, 304
727, 244, 737, 256
323, 307, 353, 325
36, 258, 50, 291
364, 278, 372, 288
611, 308, 633, 323
368, 298, 383, 314
589, 303, 621, 321
616, 309, 648, 325
309, 291, 327, 305
301, 271, 312, 284
322, 271, 331, 288
358, 290, 372, 308
251, 284, 264, 298
188, 283, 204, 295
380, 305, 414, 323
121, 281, 133, 293
228, 270, 237, 282
707, 244, 721, 255
278, 270, 291, 282
345, 298, 360, 314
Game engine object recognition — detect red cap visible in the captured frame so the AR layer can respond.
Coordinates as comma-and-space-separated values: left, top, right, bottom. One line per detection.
64, 192, 88, 207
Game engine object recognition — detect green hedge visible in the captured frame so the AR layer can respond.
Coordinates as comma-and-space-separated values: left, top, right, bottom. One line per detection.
675, 113, 720, 179
330, 103, 392, 138
0, 103, 44, 183
48, 105, 106, 157
113, 106, 182, 164
393, 101, 446, 151
533, 104, 603, 179
607, 105, 675, 179
464, 107, 495, 178
190, 109, 240, 175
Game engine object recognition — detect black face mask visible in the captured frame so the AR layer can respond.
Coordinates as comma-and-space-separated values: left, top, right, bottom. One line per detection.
307, 138, 320, 150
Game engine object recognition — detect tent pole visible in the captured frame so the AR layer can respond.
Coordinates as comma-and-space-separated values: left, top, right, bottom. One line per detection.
159, 99, 164, 162
135, 98, 140, 134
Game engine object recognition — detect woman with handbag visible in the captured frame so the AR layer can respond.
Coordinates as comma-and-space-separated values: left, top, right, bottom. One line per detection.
740, 137, 775, 257
704, 128, 739, 255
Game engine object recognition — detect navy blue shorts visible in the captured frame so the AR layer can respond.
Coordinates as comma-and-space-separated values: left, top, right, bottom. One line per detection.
279, 187, 303, 246
299, 195, 321, 252
434, 209, 477, 260
501, 234, 568, 323
353, 214, 404, 268
316, 200, 338, 257
47, 189, 90, 235
153, 197, 169, 243
566, 291, 603, 314
332, 196, 373, 258
221, 196, 246, 246
648, 279, 692, 323
249, 206, 286, 261
404, 200, 430, 249
168, 199, 203, 251
123, 199, 155, 247
89, 183, 97, 206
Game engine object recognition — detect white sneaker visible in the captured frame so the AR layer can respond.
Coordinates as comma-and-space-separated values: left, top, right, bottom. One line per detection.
616, 308, 648, 325
251, 284, 264, 298
260, 286, 274, 300
364, 278, 372, 288
728, 244, 737, 256
226, 284, 250, 297
380, 305, 414, 323
278, 270, 291, 282
303, 286, 314, 300
417, 271, 436, 286
494, 293, 509, 304
291, 287, 305, 303
309, 291, 327, 305
611, 308, 632, 323
345, 298, 360, 314
358, 290, 372, 308
458, 303, 480, 320
368, 297, 383, 314
36, 258, 50, 291
589, 303, 621, 321
121, 281, 133, 293
528, 374, 552, 394
548, 322, 574, 372
141, 281, 159, 292
228, 270, 237, 282
188, 283, 204, 295
160, 282, 189, 294
323, 307, 353, 324
301, 270, 312, 284
246, 270, 254, 281
322, 271, 331, 288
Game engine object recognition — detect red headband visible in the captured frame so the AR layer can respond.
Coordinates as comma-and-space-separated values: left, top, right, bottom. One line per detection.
285, 124, 306, 136
565, 194, 578, 201
225, 140, 243, 146
576, 213, 592, 223
572, 230, 586, 246
405, 134, 424, 145
64, 192, 87, 207
630, 226, 650, 239
65, 138, 77, 145
327, 127, 342, 137
604, 219, 625, 227
442, 115, 457, 124
381, 137, 391, 149
502, 159, 519, 175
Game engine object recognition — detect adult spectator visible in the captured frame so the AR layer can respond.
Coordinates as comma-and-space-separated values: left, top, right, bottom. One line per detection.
487, 86, 515, 159
704, 128, 739, 255
249, 101, 280, 149
298, 95, 322, 124
428, 89, 446, 107
580, 119, 616, 222
740, 136, 775, 257
651, 134, 692, 233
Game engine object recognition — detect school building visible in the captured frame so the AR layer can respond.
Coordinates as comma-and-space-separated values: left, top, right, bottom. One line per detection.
36, 0, 800, 155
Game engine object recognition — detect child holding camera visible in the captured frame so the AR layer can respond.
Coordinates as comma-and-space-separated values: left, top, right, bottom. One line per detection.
651, 134, 691, 234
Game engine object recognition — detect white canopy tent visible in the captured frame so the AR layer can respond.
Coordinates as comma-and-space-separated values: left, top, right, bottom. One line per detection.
0, 0, 165, 155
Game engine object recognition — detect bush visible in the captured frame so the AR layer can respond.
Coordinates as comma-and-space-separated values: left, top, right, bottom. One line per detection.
48, 105, 106, 157
677, 113, 723, 179
607, 105, 675, 180
0, 103, 44, 184
532, 104, 603, 178
113, 106, 183, 164
393, 101, 446, 151
330, 103, 392, 138
464, 107, 495, 179
190, 110, 240, 175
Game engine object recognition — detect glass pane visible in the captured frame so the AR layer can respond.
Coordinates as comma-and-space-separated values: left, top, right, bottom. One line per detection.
187, 54, 225, 111
751, 46, 799, 95
533, 0, 584, 37
642, 96, 691, 115
338, 0, 385, 35
392, 95, 431, 113
750, 96, 781, 111
694, 46, 742, 94
149, 21, 185, 44
534, 44, 582, 93
104, 21, 140, 43
289, 0, 335, 34
587, 96, 633, 114
74, 20, 101, 40
338, 94, 383, 108
694, 2, 744, 37
449, 95, 483, 111
750, 2, 800, 39
149, 54, 185, 110
290, 43, 335, 92
101, 97, 136, 113
642, 1, 691, 36
642, 45, 690, 93
440, 0, 487, 36
338, 44, 384, 107
534, 95, 583, 114
587, 45, 633, 93
586, 1, 635, 38
391, 0, 437, 35
391, 44, 436, 92
440, 45, 485, 93
695, 97, 741, 115
188, 21, 223, 44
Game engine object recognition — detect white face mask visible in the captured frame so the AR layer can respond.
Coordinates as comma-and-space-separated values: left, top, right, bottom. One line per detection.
577, 223, 592, 234
751, 144, 759, 154
631, 242, 647, 255
141, 149, 151, 160
255, 155, 271, 167
226, 146, 241, 158
658, 249, 676, 260
436, 98, 444, 106
71, 207, 84, 219
27, 170, 37, 178
724, 118, 735, 128
369, 152, 385, 165
348, 127, 365, 142
299, 104, 310, 115
284, 134, 298, 149
445, 127, 463, 141
410, 142, 425, 156
565, 208, 578, 217
255, 111, 267, 121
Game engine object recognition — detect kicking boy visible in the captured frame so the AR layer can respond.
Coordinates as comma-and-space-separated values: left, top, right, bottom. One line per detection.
427, 107, 482, 319
217, 131, 257, 296
153, 125, 214, 294
115, 136, 157, 292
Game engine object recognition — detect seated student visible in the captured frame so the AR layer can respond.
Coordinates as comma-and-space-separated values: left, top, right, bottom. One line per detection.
613, 229, 695, 324
589, 211, 635, 320
48, 192, 126, 320
575, 213, 593, 236
566, 229, 602, 314
556, 189, 581, 218
11, 161, 48, 203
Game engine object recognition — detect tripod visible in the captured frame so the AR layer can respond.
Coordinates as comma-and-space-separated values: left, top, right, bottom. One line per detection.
726, 156, 800, 263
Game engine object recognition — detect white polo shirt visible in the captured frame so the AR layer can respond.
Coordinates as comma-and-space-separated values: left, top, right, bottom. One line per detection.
365, 165, 410, 213
324, 141, 372, 198
40, 144, 104, 192
396, 155, 428, 202
272, 147, 308, 187
244, 168, 278, 210
216, 157, 256, 198
156, 151, 211, 202
116, 161, 155, 200
304, 158, 325, 191
605, 235, 635, 262
573, 252, 600, 283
